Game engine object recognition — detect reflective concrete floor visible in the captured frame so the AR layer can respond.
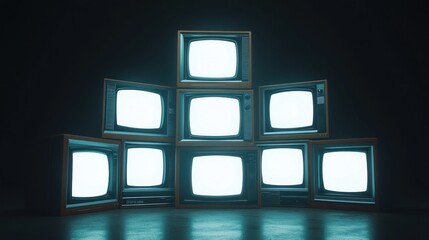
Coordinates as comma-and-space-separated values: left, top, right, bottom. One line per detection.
1, 207, 428, 239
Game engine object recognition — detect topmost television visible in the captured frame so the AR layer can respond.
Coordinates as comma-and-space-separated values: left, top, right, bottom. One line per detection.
177, 30, 252, 89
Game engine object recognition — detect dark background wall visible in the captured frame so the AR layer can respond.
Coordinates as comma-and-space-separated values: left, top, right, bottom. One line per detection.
2, 1, 427, 211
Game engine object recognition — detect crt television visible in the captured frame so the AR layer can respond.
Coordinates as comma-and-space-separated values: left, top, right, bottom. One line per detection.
176, 89, 254, 146
257, 141, 309, 207
259, 79, 329, 140
121, 141, 175, 207
102, 78, 176, 142
177, 30, 252, 89
45, 134, 120, 216
310, 138, 378, 210
176, 146, 260, 208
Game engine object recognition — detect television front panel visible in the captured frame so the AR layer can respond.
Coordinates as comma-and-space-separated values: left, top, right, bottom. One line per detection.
259, 80, 329, 140
258, 141, 309, 207
121, 141, 175, 207
48, 134, 120, 216
176, 89, 254, 146
102, 78, 175, 142
177, 30, 252, 89
176, 147, 260, 208
310, 138, 378, 210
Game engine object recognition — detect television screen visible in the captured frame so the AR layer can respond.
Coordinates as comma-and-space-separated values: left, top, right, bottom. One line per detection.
116, 89, 162, 129
189, 40, 237, 78
71, 151, 110, 198
322, 151, 368, 193
176, 147, 260, 208
176, 89, 253, 146
311, 138, 378, 210
262, 148, 304, 186
121, 141, 175, 207
126, 148, 164, 187
192, 155, 243, 196
40, 134, 120, 216
259, 79, 328, 140
269, 91, 314, 129
258, 141, 309, 207
102, 78, 175, 142
177, 30, 251, 88
189, 97, 240, 136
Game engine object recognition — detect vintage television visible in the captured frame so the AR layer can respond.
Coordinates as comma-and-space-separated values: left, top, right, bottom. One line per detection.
257, 141, 309, 207
44, 134, 120, 216
121, 141, 175, 207
176, 89, 253, 146
177, 30, 252, 89
259, 79, 329, 140
176, 146, 260, 208
310, 138, 378, 210
102, 78, 175, 142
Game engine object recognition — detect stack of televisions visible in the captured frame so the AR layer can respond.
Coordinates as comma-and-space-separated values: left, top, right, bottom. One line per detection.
44, 30, 378, 216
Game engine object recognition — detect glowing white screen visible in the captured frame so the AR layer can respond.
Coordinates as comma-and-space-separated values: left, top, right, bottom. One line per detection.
116, 90, 162, 129
262, 148, 304, 186
269, 91, 314, 129
190, 97, 240, 136
322, 151, 368, 192
189, 40, 237, 78
127, 148, 164, 187
72, 152, 109, 198
192, 156, 243, 196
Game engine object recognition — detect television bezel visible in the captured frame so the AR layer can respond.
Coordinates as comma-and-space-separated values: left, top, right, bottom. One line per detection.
258, 79, 329, 140
176, 89, 254, 146
257, 140, 310, 207
310, 138, 379, 211
175, 146, 261, 208
101, 78, 176, 142
177, 30, 252, 89
121, 140, 175, 207
52, 134, 121, 216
